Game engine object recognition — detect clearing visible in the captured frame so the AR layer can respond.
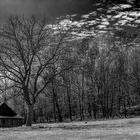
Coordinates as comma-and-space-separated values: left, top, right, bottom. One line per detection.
1, 117, 140, 140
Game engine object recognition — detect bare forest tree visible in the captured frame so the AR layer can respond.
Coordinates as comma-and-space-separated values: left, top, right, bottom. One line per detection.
0, 7, 140, 125
0, 16, 73, 126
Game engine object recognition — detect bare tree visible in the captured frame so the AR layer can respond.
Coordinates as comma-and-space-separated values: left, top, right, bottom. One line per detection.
0, 16, 72, 126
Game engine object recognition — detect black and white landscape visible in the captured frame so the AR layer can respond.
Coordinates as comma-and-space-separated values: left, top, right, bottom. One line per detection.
0, 0, 140, 139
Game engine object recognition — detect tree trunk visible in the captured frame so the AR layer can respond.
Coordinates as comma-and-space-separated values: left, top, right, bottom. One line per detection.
78, 97, 83, 121
52, 95, 57, 122
92, 102, 97, 120
67, 82, 72, 121
26, 104, 34, 126
123, 96, 127, 118
81, 69, 85, 120
56, 101, 63, 122
118, 97, 121, 116
52, 84, 63, 122
88, 103, 92, 118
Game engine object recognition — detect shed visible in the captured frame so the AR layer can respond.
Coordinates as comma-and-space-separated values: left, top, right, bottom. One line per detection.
0, 103, 23, 127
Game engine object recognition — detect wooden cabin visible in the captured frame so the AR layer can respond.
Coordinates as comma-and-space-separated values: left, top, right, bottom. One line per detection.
0, 103, 23, 127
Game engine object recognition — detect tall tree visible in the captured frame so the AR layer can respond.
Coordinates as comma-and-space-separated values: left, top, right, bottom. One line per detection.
0, 16, 71, 126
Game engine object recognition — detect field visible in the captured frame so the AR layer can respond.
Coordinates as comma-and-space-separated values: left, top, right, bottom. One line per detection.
1, 117, 140, 140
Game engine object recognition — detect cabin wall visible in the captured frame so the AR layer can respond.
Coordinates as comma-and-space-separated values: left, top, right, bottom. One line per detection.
0, 118, 23, 128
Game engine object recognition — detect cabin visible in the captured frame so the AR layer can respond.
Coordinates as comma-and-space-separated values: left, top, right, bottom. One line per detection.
0, 103, 23, 127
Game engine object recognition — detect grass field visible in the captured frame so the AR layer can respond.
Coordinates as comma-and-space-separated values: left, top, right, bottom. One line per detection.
1, 117, 140, 140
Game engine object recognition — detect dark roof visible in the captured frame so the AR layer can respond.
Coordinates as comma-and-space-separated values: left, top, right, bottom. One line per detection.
0, 103, 17, 117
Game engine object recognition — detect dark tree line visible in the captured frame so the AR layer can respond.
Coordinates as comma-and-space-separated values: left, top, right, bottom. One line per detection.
0, 14, 140, 126
24, 31, 140, 123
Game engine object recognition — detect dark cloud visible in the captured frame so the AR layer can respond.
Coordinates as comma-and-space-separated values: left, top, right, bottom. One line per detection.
0, 0, 92, 22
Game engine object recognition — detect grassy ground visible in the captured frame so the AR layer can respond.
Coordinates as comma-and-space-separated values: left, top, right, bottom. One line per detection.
1, 117, 140, 140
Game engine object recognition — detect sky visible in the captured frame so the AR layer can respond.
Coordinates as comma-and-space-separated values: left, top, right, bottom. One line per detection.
0, 0, 54, 21
0, 0, 92, 22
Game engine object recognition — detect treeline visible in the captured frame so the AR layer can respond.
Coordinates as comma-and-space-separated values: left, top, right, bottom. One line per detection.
10, 29, 140, 123
0, 15, 140, 125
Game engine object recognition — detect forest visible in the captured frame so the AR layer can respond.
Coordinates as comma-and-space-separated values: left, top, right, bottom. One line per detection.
0, 0, 140, 127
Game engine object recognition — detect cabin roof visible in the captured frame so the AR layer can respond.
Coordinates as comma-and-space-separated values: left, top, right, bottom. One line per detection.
0, 103, 17, 117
